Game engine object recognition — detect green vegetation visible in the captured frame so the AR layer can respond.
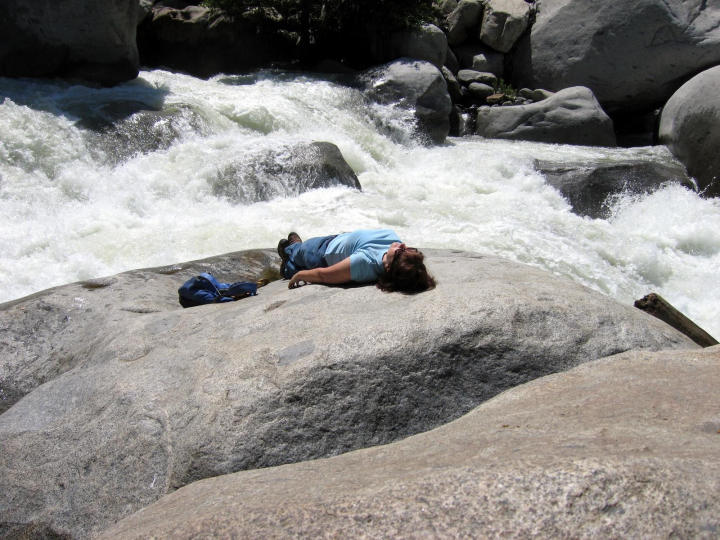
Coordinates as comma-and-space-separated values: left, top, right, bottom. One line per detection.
494, 78, 517, 99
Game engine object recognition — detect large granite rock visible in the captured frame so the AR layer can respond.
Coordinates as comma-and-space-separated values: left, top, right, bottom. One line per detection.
536, 157, 695, 218
512, 0, 720, 114
446, 0, 484, 46
479, 0, 533, 53
379, 24, 448, 69
211, 141, 361, 204
476, 86, 617, 146
362, 59, 452, 144
102, 346, 720, 538
659, 65, 720, 198
0, 250, 696, 537
0, 0, 139, 85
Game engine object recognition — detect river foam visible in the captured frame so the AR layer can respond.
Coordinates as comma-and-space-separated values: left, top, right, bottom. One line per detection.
1, 69, 718, 338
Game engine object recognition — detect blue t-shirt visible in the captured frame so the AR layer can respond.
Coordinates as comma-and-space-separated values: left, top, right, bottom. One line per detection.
324, 229, 401, 282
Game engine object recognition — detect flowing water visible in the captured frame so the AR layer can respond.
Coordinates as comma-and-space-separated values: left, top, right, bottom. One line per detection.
1, 69, 719, 338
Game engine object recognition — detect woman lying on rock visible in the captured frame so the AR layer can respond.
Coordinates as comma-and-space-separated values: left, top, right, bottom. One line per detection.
277, 229, 436, 293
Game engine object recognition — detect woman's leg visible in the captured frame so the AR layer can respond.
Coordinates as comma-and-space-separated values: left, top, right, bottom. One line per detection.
282, 235, 337, 278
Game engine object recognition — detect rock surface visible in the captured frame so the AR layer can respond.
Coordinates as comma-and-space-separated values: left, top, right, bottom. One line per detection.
211, 141, 361, 204
446, 0, 484, 46
476, 86, 616, 146
659, 65, 720, 198
512, 0, 720, 114
536, 157, 695, 217
479, 0, 533, 53
101, 346, 720, 538
362, 59, 453, 144
382, 24, 448, 69
0, 250, 696, 538
0, 0, 139, 85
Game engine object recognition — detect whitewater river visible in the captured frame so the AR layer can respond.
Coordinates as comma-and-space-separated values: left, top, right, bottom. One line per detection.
1, 69, 719, 337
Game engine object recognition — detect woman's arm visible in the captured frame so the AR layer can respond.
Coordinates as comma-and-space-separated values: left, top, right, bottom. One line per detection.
288, 257, 352, 289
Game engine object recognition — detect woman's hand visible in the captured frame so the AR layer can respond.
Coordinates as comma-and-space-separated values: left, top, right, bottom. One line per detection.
288, 271, 310, 289
287, 258, 352, 289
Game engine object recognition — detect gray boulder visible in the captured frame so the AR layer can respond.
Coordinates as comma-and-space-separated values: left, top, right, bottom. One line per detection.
446, 0, 484, 46
471, 50, 505, 76
479, 0, 533, 53
211, 141, 361, 204
512, 0, 720, 114
384, 24, 448, 69
0, 250, 696, 538
457, 69, 498, 86
442, 66, 463, 102
536, 157, 695, 218
362, 59, 452, 144
518, 87, 554, 102
438, 0, 459, 15
467, 82, 495, 100
0, 0, 139, 85
659, 65, 720, 198
476, 86, 617, 146
101, 346, 720, 538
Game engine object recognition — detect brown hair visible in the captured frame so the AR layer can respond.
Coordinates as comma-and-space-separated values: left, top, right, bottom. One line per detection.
377, 249, 436, 294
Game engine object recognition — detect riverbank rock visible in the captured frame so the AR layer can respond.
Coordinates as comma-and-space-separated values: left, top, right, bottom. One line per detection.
101, 345, 720, 538
479, 0, 533, 53
536, 156, 695, 217
659, 65, 720, 198
377, 24, 448, 69
512, 0, 720, 115
0, 0, 139, 85
476, 86, 616, 146
362, 59, 452, 144
446, 0, 484, 46
0, 250, 696, 538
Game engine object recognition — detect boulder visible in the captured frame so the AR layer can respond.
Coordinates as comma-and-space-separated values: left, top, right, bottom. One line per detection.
446, 0, 484, 46
518, 87, 554, 102
0, 0, 139, 85
479, 0, 533, 53
457, 69, 498, 86
467, 82, 495, 100
438, 0, 459, 16
211, 141, 361, 204
362, 59, 452, 144
441, 66, 463, 102
444, 46, 460, 73
100, 346, 720, 538
383, 24, 448, 69
471, 50, 505, 76
536, 158, 696, 218
0, 250, 696, 538
512, 0, 720, 114
137, 6, 293, 78
476, 86, 617, 146
658, 65, 720, 198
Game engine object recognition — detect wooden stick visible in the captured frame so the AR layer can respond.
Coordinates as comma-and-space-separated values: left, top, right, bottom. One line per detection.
634, 293, 719, 348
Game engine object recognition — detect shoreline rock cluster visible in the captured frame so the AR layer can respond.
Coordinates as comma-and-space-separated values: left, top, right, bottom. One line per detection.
0, 249, 701, 537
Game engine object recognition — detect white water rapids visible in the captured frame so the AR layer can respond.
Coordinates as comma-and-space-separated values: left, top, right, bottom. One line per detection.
1, 69, 719, 337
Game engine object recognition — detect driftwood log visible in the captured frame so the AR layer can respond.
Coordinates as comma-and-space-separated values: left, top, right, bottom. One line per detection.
635, 293, 719, 348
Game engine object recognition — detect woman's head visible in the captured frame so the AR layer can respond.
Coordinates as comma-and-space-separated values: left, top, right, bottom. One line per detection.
378, 244, 436, 293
